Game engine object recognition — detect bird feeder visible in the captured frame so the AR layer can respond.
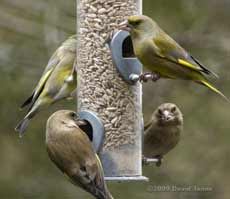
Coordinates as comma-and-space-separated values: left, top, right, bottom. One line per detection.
76, 0, 147, 181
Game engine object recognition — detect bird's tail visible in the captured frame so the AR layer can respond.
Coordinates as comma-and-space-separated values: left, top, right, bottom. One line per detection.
96, 189, 114, 199
15, 103, 39, 136
15, 117, 31, 137
104, 189, 114, 199
95, 154, 114, 199
200, 80, 230, 103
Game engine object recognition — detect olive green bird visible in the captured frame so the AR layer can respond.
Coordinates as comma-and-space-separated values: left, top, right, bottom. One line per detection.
46, 110, 113, 199
15, 35, 77, 136
118, 15, 229, 101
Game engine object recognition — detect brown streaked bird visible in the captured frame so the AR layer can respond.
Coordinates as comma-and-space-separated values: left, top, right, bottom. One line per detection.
143, 103, 183, 166
118, 15, 229, 102
15, 35, 77, 136
46, 110, 113, 199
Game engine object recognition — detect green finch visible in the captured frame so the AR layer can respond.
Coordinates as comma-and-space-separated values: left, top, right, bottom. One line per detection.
144, 103, 183, 166
15, 35, 77, 136
118, 15, 229, 101
46, 110, 113, 199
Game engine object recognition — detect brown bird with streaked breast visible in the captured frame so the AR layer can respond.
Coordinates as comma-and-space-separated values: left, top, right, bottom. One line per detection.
143, 103, 183, 166
46, 110, 113, 199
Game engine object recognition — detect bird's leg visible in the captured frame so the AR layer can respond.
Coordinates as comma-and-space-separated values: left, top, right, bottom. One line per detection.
139, 72, 161, 82
155, 155, 163, 167
151, 73, 161, 82
142, 155, 161, 166
142, 155, 149, 165
139, 72, 152, 82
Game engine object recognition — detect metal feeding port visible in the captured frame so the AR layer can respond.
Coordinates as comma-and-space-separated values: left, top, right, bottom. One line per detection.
110, 30, 142, 85
79, 110, 105, 153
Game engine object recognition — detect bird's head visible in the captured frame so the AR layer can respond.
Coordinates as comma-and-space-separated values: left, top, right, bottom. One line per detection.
118, 15, 157, 37
47, 110, 86, 133
154, 103, 183, 126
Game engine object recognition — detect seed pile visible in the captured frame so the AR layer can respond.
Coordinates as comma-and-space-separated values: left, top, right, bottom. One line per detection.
76, 0, 142, 149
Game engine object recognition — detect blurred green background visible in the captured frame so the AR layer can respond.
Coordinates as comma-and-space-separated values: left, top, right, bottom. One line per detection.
0, 0, 230, 198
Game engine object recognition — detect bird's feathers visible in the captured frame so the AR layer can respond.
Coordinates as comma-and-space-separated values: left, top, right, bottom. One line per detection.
144, 119, 153, 132
46, 120, 112, 199
20, 66, 55, 109
126, 15, 228, 101
20, 93, 34, 109
153, 37, 218, 77
199, 80, 230, 102
15, 117, 30, 137
16, 35, 77, 135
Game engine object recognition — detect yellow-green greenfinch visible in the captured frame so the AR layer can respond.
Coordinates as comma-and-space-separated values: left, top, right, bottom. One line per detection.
46, 110, 113, 199
118, 15, 229, 101
144, 103, 183, 166
15, 35, 77, 136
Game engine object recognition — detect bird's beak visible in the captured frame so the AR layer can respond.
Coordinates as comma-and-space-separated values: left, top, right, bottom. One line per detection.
162, 110, 173, 121
117, 20, 132, 32
75, 119, 87, 126
66, 120, 78, 128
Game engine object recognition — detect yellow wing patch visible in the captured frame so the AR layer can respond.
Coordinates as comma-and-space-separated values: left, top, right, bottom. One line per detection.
95, 154, 103, 169
178, 59, 200, 71
34, 68, 53, 97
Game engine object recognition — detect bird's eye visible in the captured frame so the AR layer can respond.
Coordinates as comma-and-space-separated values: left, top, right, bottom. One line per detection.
69, 112, 77, 118
131, 20, 141, 26
171, 106, 176, 113
158, 109, 163, 115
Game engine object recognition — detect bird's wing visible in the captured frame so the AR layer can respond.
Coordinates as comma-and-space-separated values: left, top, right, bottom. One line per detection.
20, 55, 60, 109
47, 126, 108, 199
20, 94, 35, 109
69, 153, 107, 199
20, 35, 77, 109
73, 127, 108, 198
52, 57, 77, 101
153, 36, 218, 78
144, 119, 153, 132
47, 143, 85, 188
46, 145, 66, 174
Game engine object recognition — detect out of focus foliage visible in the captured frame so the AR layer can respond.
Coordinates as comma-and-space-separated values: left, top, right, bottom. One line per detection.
0, 0, 230, 198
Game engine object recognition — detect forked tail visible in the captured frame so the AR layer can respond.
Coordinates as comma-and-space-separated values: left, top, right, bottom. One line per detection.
15, 117, 30, 137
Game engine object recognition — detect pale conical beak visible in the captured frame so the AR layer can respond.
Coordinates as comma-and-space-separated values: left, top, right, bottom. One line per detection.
75, 119, 87, 126
117, 20, 131, 31
162, 110, 173, 121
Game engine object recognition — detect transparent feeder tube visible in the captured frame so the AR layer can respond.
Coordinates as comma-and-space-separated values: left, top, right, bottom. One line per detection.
76, 0, 145, 180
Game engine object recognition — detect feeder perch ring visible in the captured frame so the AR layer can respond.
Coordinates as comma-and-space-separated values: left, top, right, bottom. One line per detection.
79, 110, 105, 153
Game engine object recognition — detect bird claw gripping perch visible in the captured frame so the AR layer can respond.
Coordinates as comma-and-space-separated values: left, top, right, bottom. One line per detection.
142, 156, 163, 167
139, 72, 160, 82
110, 30, 142, 85
156, 158, 162, 167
